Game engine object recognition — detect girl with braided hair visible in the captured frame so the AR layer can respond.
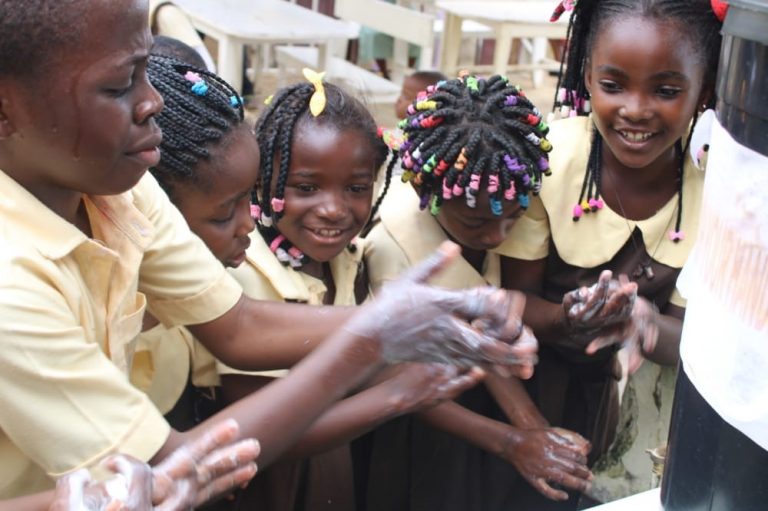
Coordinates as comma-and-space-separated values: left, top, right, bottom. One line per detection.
144, 55, 490, 510
495, 0, 725, 505
360, 73, 592, 511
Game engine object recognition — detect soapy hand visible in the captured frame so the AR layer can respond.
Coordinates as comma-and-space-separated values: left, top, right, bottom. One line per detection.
51, 420, 259, 511
345, 241, 537, 378
501, 426, 592, 501
562, 270, 637, 336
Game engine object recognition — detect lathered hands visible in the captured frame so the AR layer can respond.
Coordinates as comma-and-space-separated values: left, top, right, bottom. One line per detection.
345, 241, 537, 378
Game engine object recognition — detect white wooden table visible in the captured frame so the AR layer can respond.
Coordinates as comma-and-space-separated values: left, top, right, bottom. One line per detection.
171, 0, 360, 93
435, 0, 568, 86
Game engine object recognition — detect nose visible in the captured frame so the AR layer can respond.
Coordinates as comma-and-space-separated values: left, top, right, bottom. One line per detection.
235, 200, 256, 237
134, 78, 164, 124
619, 92, 652, 121
316, 191, 348, 222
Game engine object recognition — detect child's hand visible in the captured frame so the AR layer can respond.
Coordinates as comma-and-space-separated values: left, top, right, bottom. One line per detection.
562, 271, 636, 341
51, 455, 153, 511
152, 419, 259, 510
345, 241, 537, 378
500, 426, 592, 501
585, 296, 660, 374
370, 363, 485, 414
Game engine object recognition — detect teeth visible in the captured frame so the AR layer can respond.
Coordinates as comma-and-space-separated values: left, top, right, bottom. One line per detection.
620, 131, 653, 142
315, 229, 342, 237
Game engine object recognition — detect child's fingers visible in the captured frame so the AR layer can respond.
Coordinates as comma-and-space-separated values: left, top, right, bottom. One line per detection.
195, 438, 260, 485
530, 477, 570, 501
158, 419, 241, 481
191, 463, 258, 509
401, 240, 460, 284
435, 366, 485, 399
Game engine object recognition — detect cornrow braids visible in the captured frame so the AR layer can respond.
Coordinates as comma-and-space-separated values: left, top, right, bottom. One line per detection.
147, 55, 244, 199
554, 0, 722, 241
383, 73, 552, 218
254, 80, 388, 267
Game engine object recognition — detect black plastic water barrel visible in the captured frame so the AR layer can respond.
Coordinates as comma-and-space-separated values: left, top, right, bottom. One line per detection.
715, 0, 768, 156
661, 2, 768, 510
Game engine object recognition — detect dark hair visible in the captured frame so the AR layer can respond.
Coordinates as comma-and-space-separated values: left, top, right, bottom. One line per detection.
553, 0, 723, 237
0, 0, 84, 79
408, 70, 448, 88
146, 54, 245, 200
387, 73, 551, 218
151, 36, 207, 70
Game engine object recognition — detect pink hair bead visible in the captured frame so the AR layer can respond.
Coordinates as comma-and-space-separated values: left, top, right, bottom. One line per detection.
469, 174, 481, 191
288, 247, 303, 258
271, 198, 285, 213
504, 185, 516, 200
452, 183, 464, 196
668, 230, 685, 242
488, 175, 499, 193
443, 181, 453, 199
269, 234, 286, 252
184, 71, 202, 82
250, 204, 261, 219
572, 204, 584, 220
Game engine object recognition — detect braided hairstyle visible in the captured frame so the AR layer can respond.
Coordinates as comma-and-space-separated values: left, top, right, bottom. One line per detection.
146, 54, 245, 201
551, 0, 723, 238
254, 81, 389, 267
384, 73, 552, 219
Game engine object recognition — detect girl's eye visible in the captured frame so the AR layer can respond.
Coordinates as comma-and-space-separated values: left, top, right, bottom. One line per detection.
211, 212, 235, 225
657, 86, 682, 98
105, 83, 132, 97
598, 80, 622, 93
295, 184, 317, 193
349, 184, 372, 193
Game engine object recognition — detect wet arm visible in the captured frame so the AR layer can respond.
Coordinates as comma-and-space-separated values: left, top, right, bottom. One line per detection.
484, 374, 548, 429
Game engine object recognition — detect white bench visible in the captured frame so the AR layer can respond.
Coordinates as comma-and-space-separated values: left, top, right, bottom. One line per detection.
275, 0, 437, 106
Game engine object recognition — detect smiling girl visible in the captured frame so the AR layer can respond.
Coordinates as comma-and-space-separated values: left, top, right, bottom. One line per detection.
495, 0, 724, 506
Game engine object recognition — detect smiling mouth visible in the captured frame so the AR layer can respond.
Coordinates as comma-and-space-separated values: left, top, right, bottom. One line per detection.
313, 228, 344, 238
618, 130, 655, 143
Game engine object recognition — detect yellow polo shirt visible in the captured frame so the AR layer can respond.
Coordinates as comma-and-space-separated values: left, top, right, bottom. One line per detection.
365, 179, 501, 293
0, 170, 242, 498
218, 229, 364, 377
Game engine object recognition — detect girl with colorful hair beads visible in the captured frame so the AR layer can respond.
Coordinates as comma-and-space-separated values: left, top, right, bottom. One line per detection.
496, 0, 724, 506
361, 73, 592, 511
145, 55, 487, 510
0, 0, 538, 502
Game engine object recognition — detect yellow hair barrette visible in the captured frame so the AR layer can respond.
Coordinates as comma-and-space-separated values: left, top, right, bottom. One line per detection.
302, 68, 327, 117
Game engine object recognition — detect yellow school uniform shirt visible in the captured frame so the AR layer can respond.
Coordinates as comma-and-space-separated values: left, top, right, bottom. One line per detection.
365, 179, 500, 293
0, 170, 242, 498
131, 324, 219, 415
218, 228, 364, 377
493, 116, 704, 307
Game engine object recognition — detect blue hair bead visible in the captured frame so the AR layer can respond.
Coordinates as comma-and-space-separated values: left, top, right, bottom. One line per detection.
230, 95, 241, 107
490, 197, 503, 216
518, 193, 530, 208
191, 80, 209, 96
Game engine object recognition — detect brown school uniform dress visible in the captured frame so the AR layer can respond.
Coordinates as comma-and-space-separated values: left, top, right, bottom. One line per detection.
360, 179, 530, 511
221, 229, 365, 511
493, 116, 703, 508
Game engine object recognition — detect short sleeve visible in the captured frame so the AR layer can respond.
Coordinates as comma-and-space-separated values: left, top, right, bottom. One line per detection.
0, 250, 170, 477
132, 175, 243, 327
492, 194, 550, 260
363, 221, 412, 293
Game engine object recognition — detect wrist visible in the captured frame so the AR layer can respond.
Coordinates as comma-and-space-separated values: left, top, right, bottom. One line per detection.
497, 427, 521, 458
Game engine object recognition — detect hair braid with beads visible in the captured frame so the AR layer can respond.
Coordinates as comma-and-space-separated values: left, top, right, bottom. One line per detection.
254, 81, 388, 267
384, 73, 552, 218
147, 54, 244, 200
551, 0, 722, 240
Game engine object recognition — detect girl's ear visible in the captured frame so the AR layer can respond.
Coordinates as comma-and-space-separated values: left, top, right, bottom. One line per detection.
0, 95, 16, 139
583, 60, 593, 96
698, 86, 715, 111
